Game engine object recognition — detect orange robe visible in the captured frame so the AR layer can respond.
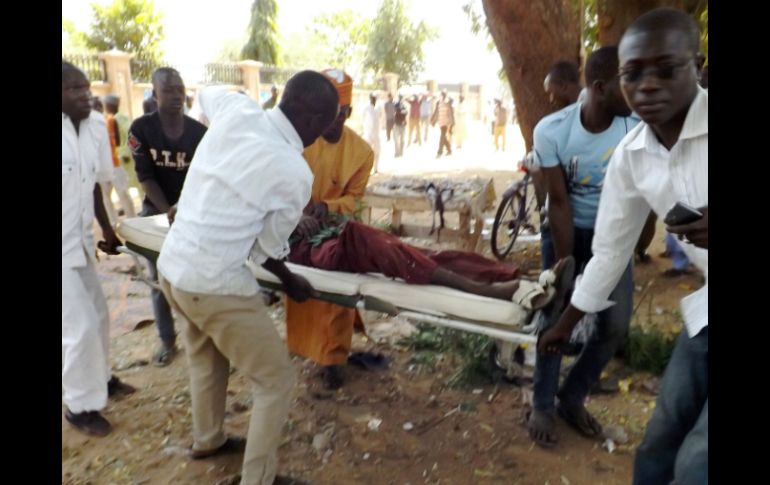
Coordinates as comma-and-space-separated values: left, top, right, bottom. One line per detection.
286, 126, 374, 365
105, 114, 120, 167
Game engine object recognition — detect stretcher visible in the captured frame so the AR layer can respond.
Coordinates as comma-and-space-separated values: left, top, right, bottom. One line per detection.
115, 215, 546, 376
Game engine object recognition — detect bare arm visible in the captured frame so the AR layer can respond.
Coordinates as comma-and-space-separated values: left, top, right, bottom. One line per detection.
94, 183, 121, 254
261, 257, 318, 302
542, 166, 574, 261
539, 148, 650, 354
140, 179, 172, 213
530, 171, 547, 209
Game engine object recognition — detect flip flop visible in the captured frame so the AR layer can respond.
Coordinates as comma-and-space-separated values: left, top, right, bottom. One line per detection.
152, 345, 178, 367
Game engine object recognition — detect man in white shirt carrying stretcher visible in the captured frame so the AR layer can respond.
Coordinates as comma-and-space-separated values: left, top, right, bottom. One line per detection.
157, 72, 340, 485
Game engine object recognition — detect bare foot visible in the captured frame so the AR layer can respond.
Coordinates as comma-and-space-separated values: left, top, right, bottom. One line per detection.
481, 257, 574, 303
531, 256, 574, 310
489, 280, 520, 300
556, 401, 603, 438
534, 256, 575, 316
527, 408, 558, 448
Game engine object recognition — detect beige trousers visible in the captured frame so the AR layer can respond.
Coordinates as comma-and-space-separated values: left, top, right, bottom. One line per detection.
159, 275, 295, 485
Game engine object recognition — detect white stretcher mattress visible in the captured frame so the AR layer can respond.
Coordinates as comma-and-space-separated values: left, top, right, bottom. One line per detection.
116, 216, 529, 327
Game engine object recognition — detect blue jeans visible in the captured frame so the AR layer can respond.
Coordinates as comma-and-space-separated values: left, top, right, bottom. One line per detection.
534, 226, 634, 411
147, 259, 176, 345
540, 224, 555, 270
634, 327, 708, 485
666, 233, 691, 271
140, 203, 176, 345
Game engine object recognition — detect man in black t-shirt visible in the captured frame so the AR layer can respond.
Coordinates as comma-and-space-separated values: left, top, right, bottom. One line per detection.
128, 67, 207, 367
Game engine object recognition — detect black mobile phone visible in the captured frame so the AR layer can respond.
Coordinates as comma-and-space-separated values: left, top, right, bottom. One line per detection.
664, 202, 703, 226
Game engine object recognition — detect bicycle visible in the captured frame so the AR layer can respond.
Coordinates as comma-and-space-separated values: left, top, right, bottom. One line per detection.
490, 153, 541, 260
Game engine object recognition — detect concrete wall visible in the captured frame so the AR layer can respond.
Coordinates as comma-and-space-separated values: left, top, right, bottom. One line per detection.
77, 50, 484, 126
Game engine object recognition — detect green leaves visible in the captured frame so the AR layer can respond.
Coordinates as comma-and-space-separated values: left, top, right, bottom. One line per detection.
86, 0, 164, 55
311, 9, 371, 69
624, 326, 679, 376
364, 0, 437, 83
241, 0, 280, 64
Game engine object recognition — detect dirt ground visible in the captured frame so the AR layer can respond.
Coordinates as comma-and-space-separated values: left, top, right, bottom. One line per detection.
63, 123, 703, 485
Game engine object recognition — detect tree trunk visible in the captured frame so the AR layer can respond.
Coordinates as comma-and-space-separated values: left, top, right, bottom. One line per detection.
482, 0, 580, 151
596, 0, 684, 45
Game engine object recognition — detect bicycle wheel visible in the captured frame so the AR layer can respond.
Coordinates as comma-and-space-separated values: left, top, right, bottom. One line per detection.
491, 190, 524, 260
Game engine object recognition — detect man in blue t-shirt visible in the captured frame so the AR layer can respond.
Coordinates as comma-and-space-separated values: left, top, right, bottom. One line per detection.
529, 46, 639, 448
536, 61, 583, 262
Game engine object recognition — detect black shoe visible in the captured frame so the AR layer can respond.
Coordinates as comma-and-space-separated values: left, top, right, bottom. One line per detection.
108, 376, 137, 398
65, 409, 112, 437
321, 365, 344, 390
347, 351, 388, 370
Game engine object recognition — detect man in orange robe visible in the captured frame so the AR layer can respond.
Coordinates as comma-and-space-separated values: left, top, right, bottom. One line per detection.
285, 69, 375, 389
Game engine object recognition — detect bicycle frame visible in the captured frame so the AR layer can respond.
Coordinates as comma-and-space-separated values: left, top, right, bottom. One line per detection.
503, 163, 532, 223
491, 155, 541, 260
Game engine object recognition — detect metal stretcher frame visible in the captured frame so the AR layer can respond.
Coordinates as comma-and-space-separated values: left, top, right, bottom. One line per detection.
117, 236, 539, 374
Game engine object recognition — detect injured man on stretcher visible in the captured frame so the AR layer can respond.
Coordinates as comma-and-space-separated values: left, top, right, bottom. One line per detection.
120, 211, 574, 323
279, 214, 573, 312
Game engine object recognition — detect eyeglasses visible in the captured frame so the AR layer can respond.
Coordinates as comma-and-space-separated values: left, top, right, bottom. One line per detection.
618, 59, 693, 83
63, 85, 92, 95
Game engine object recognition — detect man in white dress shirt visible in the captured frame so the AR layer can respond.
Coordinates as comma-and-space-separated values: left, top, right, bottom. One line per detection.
62, 61, 135, 437
537, 9, 708, 485
157, 71, 339, 485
